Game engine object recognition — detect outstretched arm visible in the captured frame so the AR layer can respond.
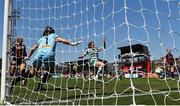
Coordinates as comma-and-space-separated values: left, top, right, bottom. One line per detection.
55, 36, 73, 45
55, 36, 82, 46
78, 50, 88, 59
78, 56, 84, 59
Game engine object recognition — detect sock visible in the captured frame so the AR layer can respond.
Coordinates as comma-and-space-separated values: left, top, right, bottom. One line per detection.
11, 68, 26, 87
20, 69, 26, 79
20, 69, 34, 79
10, 69, 34, 92
10, 76, 22, 92
171, 72, 174, 78
96, 67, 102, 78
36, 72, 52, 91
42, 72, 52, 83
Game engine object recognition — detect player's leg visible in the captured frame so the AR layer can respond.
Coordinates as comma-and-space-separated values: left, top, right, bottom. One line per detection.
11, 59, 41, 87
170, 65, 175, 79
19, 62, 27, 85
18, 58, 42, 81
19, 62, 26, 71
10, 59, 23, 91
16, 57, 41, 80
95, 61, 105, 79
43, 60, 55, 82
35, 57, 55, 91
10, 61, 16, 76
165, 65, 170, 78
10, 59, 27, 91
9, 61, 18, 92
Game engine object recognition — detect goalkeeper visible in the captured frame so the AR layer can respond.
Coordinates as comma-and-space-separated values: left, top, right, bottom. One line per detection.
13, 26, 82, 91
79, 42, 105, 80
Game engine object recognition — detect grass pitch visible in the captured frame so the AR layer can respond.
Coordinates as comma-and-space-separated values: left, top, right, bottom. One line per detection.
4, 76, 180, 105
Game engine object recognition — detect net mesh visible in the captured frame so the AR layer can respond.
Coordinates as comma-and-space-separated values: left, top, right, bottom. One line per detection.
4, 0, 180, 105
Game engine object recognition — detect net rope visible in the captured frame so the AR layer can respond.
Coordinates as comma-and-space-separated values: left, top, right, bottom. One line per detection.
5, 0, 180, 105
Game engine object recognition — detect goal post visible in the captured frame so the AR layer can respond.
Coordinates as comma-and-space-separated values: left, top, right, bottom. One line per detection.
1, 0, 11, 104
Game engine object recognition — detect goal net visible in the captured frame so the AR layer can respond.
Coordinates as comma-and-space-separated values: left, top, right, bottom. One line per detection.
1, 0, 180, 105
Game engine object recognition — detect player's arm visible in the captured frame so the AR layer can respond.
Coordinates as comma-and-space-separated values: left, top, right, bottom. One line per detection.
102, 34, 106, 49
78, 50, 88, 59
26, 44, 39, 58
55, 36, 81, 46
23, 45, 27, 57
96, 47, 104, 52
55, 36, 72, 45
95, 34, 106, 52
78, 55, 84, 59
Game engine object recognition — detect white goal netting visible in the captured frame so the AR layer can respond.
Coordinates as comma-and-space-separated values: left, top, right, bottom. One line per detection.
3, 0, 180, 105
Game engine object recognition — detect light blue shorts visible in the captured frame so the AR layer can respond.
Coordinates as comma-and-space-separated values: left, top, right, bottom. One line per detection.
32, 54, 55, 72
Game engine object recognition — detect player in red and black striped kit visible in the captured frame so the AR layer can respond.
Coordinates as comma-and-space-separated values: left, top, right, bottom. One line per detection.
10, 36, 27, 87
165, 49, 175, 79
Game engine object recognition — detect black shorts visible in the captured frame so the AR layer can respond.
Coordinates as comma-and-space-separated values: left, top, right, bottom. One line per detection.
12, 57, 25, 66
166, 63, 174, 67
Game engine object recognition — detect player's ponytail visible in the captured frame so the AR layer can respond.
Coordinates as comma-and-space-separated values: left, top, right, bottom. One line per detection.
43, 26, 55, 36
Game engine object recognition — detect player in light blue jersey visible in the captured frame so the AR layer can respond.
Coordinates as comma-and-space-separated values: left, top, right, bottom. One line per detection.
12, 26, 82, 91
79, 42, 105, 80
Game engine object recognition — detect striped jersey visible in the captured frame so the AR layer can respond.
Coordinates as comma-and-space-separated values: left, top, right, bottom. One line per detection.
83, 48, 100, 60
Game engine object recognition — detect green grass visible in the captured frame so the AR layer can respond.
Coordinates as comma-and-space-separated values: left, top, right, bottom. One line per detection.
4, 77, 180, 105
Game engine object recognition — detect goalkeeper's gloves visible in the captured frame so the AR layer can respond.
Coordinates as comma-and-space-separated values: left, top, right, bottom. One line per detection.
71, 41, 82, 46
24, 56, 30, 60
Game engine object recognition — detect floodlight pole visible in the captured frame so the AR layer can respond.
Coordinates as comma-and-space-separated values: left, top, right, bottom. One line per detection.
1, 0, 11, 104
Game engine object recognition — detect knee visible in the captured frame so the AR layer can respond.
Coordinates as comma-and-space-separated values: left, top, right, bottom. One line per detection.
101, 63, 105, 68
29, 68, 36, 76
10, 65, 16, 75
10, 65, 16, 70
20, 64, 26, 70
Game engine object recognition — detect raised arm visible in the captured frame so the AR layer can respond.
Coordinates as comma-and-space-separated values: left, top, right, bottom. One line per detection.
96, 47, 104, 52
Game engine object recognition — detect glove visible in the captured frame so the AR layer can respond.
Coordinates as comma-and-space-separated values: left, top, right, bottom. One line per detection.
71, 40, 82, 46
24, 56, 30, 60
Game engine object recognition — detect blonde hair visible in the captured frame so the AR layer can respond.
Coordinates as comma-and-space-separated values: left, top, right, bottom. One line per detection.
16, 36, 23, 43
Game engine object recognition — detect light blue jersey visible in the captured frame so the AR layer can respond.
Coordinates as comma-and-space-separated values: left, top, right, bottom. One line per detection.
35, 34, 58, 59
33, 34, 58, 69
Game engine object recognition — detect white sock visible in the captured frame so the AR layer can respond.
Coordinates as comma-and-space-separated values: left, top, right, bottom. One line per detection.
96, 67, 102, 78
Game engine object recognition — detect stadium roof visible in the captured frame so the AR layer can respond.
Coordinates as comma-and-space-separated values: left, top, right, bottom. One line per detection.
117, 44, 149, 55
